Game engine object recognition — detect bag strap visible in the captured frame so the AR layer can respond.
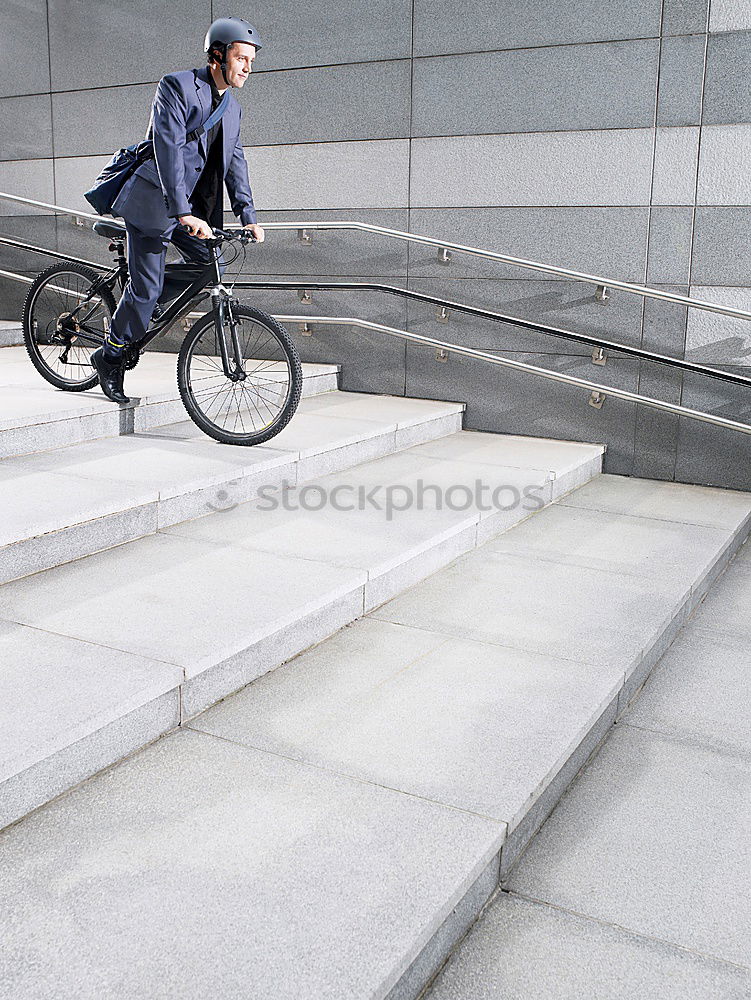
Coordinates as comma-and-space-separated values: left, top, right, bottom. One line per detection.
138, 81, 232, 162
187, 89, 231, 142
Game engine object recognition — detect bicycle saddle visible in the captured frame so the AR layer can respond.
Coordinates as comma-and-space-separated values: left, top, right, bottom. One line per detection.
92, 220, 126, 240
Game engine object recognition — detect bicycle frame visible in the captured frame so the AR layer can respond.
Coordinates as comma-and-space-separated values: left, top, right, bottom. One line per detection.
65, 238, 246, 379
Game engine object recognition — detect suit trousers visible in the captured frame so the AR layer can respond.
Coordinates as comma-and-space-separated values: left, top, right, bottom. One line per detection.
105, 220, 223, 358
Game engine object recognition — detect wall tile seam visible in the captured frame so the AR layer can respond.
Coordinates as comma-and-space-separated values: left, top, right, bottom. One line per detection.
37, 56, 416, 102
408, 125, 664, 141
405, 0, 416, 297
632, 0, 665, 478
246, 127, 662, 148
27, 128, 691, 164
39, 57, 417, 97
412, 36, 663, 62
687, 12, 712, 315
0, 155, 56, 165
9, 27, 732, 103
4, 202, 724, 212
411, 34, 708, 58
0, 156, 55, 166
22, 26, 751, 96
12, 31, 718, 101
20, 126, 669, 165
707, 28, 751, 38
18, 123, 751, 156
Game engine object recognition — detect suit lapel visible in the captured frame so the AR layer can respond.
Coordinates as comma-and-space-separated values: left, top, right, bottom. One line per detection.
193, 65, 235, 172
193, 67, 211, 160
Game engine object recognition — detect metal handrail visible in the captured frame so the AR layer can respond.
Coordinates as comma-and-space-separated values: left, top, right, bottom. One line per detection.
0, 192, 102, 223
273, 314, 751, 437
252, 223, 751, 323
1, 189, 750, 322
235, 279, 751, 390
0, 234, 105, 271
2, 241, 749, 389
0, 268, 33, 285
0, 250, 749, 436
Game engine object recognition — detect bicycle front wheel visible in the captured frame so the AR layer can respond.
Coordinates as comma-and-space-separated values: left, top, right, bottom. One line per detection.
23, 262, 116, 391
177, 304, 303, 446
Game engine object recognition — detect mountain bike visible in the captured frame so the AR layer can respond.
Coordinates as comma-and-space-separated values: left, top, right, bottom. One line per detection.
22, 223, 302, 446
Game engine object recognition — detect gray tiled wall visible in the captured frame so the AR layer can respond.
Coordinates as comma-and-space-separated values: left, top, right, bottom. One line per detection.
1, 2, 749, 489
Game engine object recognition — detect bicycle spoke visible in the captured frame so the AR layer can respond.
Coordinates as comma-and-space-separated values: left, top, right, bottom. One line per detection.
27, 267, 113, 388
184, 308, 298, 440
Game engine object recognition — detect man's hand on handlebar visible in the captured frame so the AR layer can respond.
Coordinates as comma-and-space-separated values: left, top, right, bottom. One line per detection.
177, 214, 214, 240
243, 223, 265, 243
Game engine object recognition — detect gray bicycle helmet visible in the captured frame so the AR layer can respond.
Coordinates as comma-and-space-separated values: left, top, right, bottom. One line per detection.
205, 16, 263, 56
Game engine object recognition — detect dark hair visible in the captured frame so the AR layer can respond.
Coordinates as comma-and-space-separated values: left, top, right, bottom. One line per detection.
207, 40, 239, 64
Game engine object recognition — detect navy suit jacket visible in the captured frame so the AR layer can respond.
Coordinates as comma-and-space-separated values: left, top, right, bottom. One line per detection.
113, 65, 256, 236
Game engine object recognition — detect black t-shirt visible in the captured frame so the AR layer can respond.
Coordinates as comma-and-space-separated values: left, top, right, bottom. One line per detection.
190, 77, 224, 228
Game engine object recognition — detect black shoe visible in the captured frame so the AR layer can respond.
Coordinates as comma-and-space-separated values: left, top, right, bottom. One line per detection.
91, 347, 129, 404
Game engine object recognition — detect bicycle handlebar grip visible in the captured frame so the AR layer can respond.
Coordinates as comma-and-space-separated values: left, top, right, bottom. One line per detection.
182, 225, 258, 245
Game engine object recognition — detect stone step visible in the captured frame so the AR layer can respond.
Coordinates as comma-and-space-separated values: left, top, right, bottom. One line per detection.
0, 390, 466, 584
436, 546, 751, 1000
0, 320, 23, 347
1, 473, 748, 1000
0, 347, 340, 459
0, 428, 603, 833
189, 473, 751, 882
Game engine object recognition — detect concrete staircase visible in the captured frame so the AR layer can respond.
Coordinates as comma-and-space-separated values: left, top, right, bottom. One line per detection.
1, 343, 750, 999
0, 345, 339, 457
0, 319, 22, 347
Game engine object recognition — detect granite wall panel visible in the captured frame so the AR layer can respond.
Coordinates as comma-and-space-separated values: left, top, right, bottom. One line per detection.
407, 208, 650, 282
238, 0, 413, 71
657, 34, 706, 126
686, 286, 751, 364
0, 4, 748, 489
412, 0, 662, 54
411, 41, 658, 137
703, 30, 751, 124
244, 61, 411, 146
692, 208, 751, 285
403, 277, 646, 354
0, 0, 49, 98
0, 95, 53, 161
661, 0, 709, 35
696, 124, 751, 205
405, 345, 639, 474
47, 0, 210, 90
410, 130, 655, 208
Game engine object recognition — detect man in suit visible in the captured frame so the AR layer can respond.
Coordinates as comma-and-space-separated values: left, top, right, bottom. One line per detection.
91, 17, 265, 403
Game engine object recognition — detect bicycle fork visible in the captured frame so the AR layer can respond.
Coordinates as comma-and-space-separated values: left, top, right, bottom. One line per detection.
211, 287, 246, 380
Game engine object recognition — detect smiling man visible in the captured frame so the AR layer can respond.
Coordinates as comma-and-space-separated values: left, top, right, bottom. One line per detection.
91, 16, 265, 403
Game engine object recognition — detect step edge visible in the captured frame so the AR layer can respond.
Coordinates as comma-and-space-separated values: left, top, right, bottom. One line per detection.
0, 410, 465, 580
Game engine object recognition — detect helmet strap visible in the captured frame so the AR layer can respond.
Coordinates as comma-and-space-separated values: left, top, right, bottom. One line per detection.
220, 42, 230, 85
210, 43, 231, 86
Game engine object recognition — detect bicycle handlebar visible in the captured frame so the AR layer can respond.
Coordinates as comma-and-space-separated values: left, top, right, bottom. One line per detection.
199, 226, 258, 246
176, 223, 258, 245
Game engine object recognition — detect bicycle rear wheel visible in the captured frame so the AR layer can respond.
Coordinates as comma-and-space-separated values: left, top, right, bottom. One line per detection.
23, 262, 116, 391
177, 303, 303, 446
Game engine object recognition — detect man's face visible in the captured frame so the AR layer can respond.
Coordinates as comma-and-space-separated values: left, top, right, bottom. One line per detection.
224, 41, 256, 88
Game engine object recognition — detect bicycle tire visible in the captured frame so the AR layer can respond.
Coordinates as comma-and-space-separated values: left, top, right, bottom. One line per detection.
23, 262, 116, 391
177, 303, 303, 446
